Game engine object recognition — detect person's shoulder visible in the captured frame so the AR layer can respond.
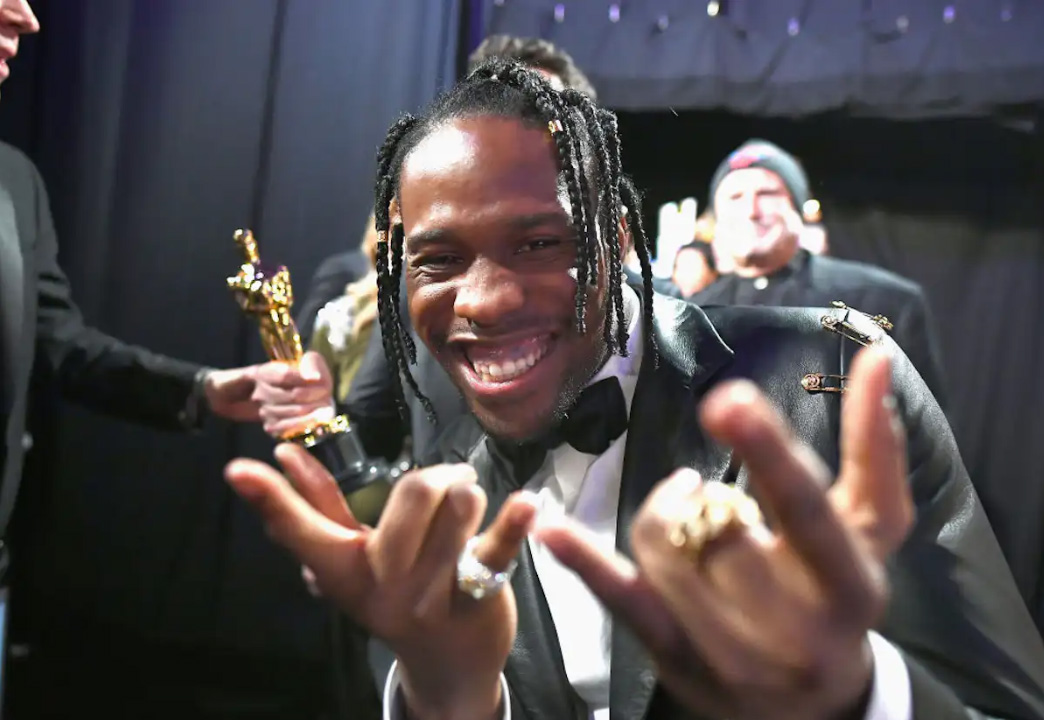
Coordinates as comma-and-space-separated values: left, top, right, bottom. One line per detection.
809, 255, 925, 301
0, 141, 40, 190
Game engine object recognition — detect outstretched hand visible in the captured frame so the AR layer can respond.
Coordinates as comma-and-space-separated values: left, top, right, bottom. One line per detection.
537, 346, 912, 720
225, 445, 536, 720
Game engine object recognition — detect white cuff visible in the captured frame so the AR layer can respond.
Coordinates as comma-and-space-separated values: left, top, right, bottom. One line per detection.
864, 631, 913, 720
383, 659, 511, 720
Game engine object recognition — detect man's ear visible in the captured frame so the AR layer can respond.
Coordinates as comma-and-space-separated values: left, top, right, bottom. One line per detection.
618, 207, 632, 255
388, 198, 402, 228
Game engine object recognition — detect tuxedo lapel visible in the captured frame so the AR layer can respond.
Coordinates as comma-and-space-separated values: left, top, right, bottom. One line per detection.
0, 183, 24, 417
470, 438, 585, 720
610, 296, 735, 720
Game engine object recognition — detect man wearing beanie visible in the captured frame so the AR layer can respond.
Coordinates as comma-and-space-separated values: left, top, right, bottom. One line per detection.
693, 139, 949, 410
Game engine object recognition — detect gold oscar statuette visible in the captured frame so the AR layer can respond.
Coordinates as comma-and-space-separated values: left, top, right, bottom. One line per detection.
227, 229, 397, 523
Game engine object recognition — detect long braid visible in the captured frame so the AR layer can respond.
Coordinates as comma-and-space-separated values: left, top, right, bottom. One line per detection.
618, 176, 659, 365
566, 91, 628, 355
388, 231, 417, 363
386, 225, 435, 419
600, 108, 656, 360
373, 114, 431, 423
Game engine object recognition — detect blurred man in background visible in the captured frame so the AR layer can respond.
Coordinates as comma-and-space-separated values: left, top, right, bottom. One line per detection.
696, 138, 949, 408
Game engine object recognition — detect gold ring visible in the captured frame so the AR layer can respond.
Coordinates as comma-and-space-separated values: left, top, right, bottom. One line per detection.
668, 481, 763, 562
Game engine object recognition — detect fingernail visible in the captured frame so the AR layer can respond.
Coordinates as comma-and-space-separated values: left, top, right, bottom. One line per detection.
448, 483, 477, 517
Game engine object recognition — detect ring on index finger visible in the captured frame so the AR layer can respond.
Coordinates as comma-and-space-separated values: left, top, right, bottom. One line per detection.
668, 481, 763, 563
456, 536, 517, 600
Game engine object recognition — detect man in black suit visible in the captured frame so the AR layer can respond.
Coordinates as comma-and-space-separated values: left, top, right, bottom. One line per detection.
0, 0, 263, 592
236, 62, 1044, 719
694, 139, 949, 409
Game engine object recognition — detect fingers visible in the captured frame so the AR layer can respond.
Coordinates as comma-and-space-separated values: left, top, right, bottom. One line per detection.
224, 457, 363, 577
369, 464, 479, 582
633, 470, 818, 674
699, 380, 878, 620
631, 470, 787, 665
408, 482, 488, 615
254, 353, 331, 390
834, 347, 912, 559
274, 443, 360, 530
252, 358, 336, 438
298, 351, 330, 382
471, 490, 540, 572
536, 516, 683, 661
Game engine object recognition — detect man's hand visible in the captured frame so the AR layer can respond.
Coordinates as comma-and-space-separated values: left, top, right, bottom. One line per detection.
250, 351, 336, 438
225, 445, 536, 720
536, 347, 913, 720
203, 365, 261, 422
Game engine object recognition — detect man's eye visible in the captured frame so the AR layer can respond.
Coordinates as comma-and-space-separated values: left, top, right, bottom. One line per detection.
518, 238, 562, 253
416, 254, 459, 268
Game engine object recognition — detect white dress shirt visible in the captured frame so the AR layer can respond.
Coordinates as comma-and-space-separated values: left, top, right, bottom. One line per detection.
387, 285, 912, 720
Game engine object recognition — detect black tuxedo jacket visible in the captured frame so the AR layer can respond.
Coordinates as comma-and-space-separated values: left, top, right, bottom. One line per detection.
0, 143, 201, 577
427, 295, 1044, 720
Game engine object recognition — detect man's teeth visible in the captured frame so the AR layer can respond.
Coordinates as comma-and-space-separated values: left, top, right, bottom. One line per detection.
472, 344, 549, 382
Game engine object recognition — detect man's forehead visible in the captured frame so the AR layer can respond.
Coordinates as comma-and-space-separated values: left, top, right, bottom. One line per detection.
401, 118, 563, 207
404, 123, 479, 180
717, 167, 787, 194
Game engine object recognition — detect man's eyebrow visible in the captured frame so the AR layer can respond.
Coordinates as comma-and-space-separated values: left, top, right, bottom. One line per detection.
405, 228, 452, 252
405, 212, 570, 252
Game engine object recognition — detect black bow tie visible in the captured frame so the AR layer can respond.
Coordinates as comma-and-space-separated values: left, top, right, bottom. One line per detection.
543, 377, 629, 456
490, 377, 629, 487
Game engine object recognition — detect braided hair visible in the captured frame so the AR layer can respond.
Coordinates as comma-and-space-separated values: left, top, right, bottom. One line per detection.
373, 59, 657, 423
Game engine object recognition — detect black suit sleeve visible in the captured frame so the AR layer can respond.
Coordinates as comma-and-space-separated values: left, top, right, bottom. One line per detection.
296, 251, 367, 344
30, 162, 201, 430
882, 332, 1044, 719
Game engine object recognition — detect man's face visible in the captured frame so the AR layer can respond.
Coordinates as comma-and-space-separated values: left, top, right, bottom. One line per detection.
672, 246, 714, 297
0, 0, 39, 89
399, 116, 611, 442
713, 167, 802, 274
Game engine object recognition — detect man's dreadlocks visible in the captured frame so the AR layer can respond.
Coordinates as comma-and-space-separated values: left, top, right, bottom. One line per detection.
373, 58, 657, 422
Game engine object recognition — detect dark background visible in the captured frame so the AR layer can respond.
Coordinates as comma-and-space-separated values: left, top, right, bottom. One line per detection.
0, 0, 1041, 717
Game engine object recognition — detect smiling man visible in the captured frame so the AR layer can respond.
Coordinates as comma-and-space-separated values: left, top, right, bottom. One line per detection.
233, 61, 1044, 720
